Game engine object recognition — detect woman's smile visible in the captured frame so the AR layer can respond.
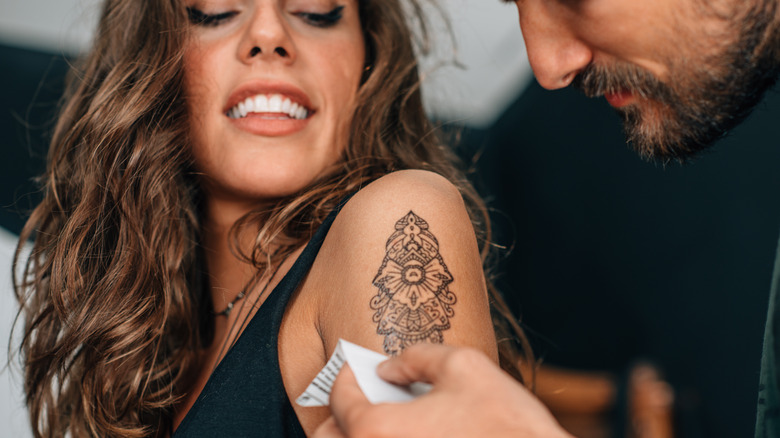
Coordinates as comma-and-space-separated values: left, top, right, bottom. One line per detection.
224, 81, 315, 136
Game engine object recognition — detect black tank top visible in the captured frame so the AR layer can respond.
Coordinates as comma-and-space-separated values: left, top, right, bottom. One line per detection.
174, 200, 349, 437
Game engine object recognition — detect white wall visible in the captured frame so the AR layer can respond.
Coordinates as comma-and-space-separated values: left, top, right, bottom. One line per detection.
0, 0, 532, 128
416, 0, 532, 126
0, 0, 102, 55
0, 228, 31, 438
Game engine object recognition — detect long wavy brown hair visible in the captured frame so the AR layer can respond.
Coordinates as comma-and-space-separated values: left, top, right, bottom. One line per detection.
13, 0, 532, 436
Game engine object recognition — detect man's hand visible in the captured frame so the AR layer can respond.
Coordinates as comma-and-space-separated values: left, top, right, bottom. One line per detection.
312, 344, 574, 438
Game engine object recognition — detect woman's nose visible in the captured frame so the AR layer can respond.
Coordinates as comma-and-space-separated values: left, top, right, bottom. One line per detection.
240, 5, 296, 64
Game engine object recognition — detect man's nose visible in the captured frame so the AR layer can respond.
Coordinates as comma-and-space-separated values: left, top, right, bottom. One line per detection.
515, 2, 592, 90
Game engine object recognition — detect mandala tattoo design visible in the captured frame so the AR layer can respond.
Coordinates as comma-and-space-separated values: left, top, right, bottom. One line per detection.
370, 211, 456, 355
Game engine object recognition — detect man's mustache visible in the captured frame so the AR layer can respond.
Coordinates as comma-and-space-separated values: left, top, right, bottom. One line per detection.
572, 63, 673, 104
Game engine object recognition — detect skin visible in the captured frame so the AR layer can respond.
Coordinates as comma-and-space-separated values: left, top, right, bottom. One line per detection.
174, 0, 499, 434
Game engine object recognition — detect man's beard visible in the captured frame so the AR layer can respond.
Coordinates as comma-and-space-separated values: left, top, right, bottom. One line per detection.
571, 23, 775, 162
572, 62, 716, 161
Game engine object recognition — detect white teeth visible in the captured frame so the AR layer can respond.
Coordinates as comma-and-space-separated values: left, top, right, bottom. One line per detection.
268, 95, 282, 112
255, 95, 268, 110
227, 93, 310, 120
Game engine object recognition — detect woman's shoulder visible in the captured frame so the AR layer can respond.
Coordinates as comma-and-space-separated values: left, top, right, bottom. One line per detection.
307, 169, 496, 358
337, 169, 468, 228
324, 169, 478, 267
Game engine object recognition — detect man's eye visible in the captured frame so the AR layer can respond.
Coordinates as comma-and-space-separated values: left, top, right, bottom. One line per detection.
297, 5, 344, 28
187, 7, 238, 27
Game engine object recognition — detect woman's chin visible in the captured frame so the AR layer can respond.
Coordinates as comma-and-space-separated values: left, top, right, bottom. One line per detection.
200, 171, 325, 205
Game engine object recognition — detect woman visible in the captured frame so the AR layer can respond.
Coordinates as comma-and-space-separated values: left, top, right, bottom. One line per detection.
14, 0, 529, 436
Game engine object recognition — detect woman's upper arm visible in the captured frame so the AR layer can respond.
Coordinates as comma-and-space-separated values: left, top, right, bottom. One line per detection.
313, 169, 498, 361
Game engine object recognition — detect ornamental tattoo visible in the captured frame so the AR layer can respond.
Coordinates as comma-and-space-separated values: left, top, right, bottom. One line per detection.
370, 211, 456, 355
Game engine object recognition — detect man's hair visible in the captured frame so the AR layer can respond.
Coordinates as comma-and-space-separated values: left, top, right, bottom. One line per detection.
719, 0, 780, 132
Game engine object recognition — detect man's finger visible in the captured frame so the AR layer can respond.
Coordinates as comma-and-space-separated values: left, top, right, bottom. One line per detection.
376, 343, 461, 386
312, 417, 346, 438
329, 364, 372, 432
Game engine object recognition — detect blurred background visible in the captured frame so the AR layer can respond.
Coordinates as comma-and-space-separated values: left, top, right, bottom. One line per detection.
1, 0, 779, 437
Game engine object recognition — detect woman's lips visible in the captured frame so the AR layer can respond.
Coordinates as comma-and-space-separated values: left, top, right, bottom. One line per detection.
229, 112, 310, 137
604, 90, 636, 108
224, 81, 315, 136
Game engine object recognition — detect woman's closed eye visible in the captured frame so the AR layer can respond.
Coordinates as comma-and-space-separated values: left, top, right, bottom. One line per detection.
187, 7, 239, 27
296, 5, 344, 28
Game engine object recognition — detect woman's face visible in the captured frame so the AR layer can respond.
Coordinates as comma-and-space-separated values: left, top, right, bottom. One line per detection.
184, 0, 365, 203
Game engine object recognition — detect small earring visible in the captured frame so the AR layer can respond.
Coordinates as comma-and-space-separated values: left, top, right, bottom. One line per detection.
360, 64, 373, 85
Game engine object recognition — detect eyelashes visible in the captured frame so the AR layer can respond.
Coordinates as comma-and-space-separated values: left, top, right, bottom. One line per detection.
187, 7, 238, 27
186, 5, 345, 28
296, 5, 344, 28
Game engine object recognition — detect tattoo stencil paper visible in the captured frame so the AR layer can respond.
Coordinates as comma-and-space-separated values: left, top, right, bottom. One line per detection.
370, 211, 456, 355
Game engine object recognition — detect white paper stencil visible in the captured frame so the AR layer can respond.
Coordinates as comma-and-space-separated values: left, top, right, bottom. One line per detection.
296, 339, 432, 407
